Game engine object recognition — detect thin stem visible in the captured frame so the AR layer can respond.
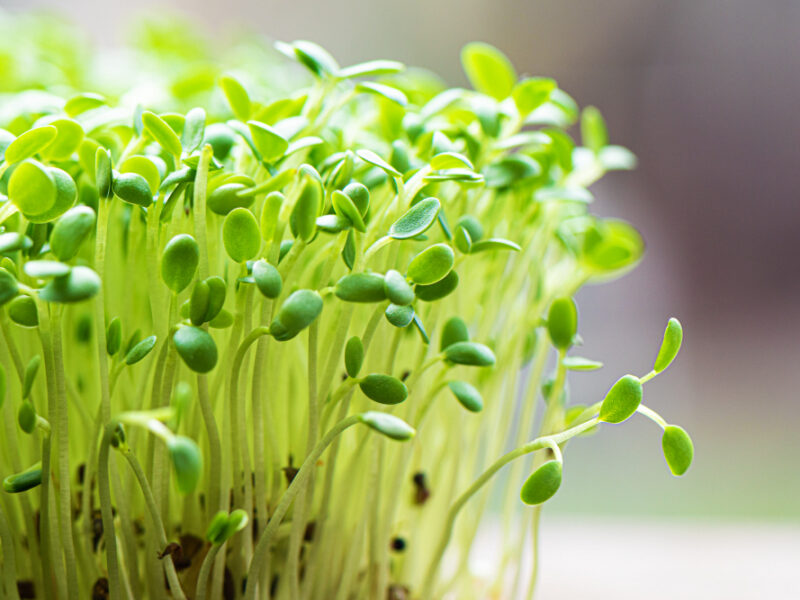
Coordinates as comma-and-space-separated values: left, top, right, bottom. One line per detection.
637, 404, 668, 429
421, 416, 601, 598
525, 507, 543, 600
244, 415, 361, 600
285, 320, 319, 600
121, 448, 186, 600
197, 373, 222, 514
194, 145, 212, 279
0, 494, 21, 600
639, 370, 657, 384
35, 300, 68, 600
94, 198, 112, 423
98, 424, 122, 599
50, 308, 80, 599
195, 543, 222, 600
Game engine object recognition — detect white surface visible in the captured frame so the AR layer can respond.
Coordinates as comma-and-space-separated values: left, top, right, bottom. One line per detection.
470, 517, 800, 599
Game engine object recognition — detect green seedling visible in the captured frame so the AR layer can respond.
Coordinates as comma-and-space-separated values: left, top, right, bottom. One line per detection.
0, 21, 692, 600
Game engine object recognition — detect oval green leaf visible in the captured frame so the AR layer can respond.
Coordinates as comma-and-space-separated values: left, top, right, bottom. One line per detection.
547, 297, 577, 350
223, 208, 261, 263
383, 270, 414, 306
344, 336, 364, 378
335, 273, 386, 303
252, 260, 282, 299
654, 318, 683, 373
662, 425, 693, 476
173, 326, 218, 373
39, 266, 101, 304
142, 111, 183, 157
407, 243, 454, 285
358, 411, 415, 441
461, 42, 516, 101
161, 234, 199, 294
440, 316, 469, 351
599, 375, 643, 424
359, 374, 408, 405
4, 126, 57, 164
520, 460, 562, 505
389, 197, 440, 240
167, 436, 203, 494
271, 290, 323, 341
125, 335, 157, 365
447, 380, 483, 412
443, 341, 496, 367
50, 205, 96, 261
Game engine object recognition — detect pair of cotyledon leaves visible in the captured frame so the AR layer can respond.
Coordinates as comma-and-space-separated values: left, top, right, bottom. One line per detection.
520, 314, 690, 505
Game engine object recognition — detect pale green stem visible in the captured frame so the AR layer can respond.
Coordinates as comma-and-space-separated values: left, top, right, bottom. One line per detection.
93, 198, 112, 423
97, 424, 122, 599
0, 497, 21, 600
228, 324, 269, 580
35, 301, 68, 600
49, 307, 80, 599
195, 543, 222, 600
193, 145, 212, 279
285, 320, 319, 600
121, 449, 186, 600
250, 301, 275, 540
525, 507, 543, 600
197, 373, 222, 514
637, 404, 668, 428
301, 388, 355, 600
244, 415, 361, 600
639, 370, 658, 384
421, 416, 601, 598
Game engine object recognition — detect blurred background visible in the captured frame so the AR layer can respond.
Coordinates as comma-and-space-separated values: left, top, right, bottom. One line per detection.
2, 0, 798, 597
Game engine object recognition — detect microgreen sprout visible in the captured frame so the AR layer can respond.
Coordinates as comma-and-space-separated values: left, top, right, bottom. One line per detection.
0, 18, 693, 600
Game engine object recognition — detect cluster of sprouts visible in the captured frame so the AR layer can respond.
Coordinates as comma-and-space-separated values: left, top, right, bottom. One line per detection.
0, 15, 693, 600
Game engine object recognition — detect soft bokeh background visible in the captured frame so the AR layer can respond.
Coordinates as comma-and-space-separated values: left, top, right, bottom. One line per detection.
3, 0, 798, 597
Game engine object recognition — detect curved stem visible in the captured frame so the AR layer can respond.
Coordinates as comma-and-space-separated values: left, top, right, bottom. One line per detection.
195, 543, 222, 600
121, 449, 186, 600
197, 373, 222, 514
244, 415, 361, 600
636, 404, 668, 429
421, 416, 601, 598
